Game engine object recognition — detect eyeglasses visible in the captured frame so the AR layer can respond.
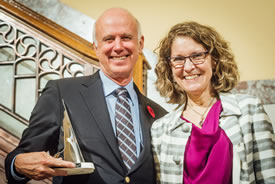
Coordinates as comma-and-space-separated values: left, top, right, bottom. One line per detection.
168, 51, 209, 69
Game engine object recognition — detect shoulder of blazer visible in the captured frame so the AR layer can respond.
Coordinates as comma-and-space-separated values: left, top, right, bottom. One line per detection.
220, 92, 263, 117
134, 84, 168, 119
220, 92, 242, 116
50, 71, 100, 88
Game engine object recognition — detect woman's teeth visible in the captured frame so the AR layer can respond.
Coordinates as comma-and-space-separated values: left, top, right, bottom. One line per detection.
185, 74, 199, 80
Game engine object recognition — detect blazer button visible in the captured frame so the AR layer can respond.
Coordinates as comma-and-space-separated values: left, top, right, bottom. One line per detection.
181, 124, 190, 132
173, 155, 181, 165
125, 176, 130, 183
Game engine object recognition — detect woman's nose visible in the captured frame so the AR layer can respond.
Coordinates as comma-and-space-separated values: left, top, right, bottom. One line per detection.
183, 58, 195, 71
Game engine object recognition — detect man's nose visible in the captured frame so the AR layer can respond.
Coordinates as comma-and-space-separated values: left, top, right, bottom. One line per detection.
113, 38, 123, 52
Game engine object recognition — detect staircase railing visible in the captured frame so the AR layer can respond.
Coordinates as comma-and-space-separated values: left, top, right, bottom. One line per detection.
0, 0, 149, 183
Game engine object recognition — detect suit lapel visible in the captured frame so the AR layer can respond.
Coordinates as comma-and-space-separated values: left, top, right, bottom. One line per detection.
130, 85, 153, 172
79, 75, 154, 173
79, 72, 122, 164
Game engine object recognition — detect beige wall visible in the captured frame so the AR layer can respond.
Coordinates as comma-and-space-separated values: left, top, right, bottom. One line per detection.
61, 0, 275, 81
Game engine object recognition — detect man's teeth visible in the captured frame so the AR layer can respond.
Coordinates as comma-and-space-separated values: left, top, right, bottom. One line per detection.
185, 75, 199, 80
111, 56, 127, 60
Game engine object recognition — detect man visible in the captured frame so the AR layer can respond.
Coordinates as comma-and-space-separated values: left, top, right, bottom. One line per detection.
5, 8, 167, 184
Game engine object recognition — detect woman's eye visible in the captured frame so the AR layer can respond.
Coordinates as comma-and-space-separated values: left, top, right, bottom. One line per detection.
191, 53, 204, 60
174, 57, 185, 62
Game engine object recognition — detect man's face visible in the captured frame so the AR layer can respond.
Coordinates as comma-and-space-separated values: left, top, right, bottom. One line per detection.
94, 10, 144, 85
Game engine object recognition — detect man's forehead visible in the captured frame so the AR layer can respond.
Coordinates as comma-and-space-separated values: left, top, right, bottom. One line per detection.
96, 18, 138, 37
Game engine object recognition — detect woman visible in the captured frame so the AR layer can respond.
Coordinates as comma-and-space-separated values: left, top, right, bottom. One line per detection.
151, 21, 275, 184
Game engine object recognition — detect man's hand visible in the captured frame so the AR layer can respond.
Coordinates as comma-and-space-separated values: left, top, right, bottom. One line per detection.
14, 152, 75, 180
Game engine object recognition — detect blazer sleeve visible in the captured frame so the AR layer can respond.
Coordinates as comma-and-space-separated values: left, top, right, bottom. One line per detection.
252, 97, 275, 183
5, 80, 63, 183
151, 118, 164, 184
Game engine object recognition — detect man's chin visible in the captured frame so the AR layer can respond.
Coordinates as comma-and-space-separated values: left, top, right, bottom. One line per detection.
111, 71, 133, 84
111, 66, 132, 75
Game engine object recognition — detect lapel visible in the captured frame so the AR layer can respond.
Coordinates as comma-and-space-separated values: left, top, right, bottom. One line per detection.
219, 93, 247, 162
129, 85, 153, 173
78, 74, 156, 173
79, 72, 122, 164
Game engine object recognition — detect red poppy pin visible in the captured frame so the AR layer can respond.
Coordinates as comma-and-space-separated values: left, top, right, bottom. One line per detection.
147, 105, 155, 118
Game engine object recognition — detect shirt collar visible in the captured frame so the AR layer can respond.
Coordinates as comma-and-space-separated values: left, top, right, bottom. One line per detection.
99, 70, 135, 103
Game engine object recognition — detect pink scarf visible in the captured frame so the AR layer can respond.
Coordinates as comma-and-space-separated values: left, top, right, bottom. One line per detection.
182, 100, 233, 184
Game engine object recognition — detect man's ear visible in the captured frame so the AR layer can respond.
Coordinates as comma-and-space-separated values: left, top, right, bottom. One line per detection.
138, 36, 144, 53
93, 43, 99, 56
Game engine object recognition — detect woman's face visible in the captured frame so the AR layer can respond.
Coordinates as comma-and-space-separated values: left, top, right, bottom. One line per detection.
170, 36, 214, 97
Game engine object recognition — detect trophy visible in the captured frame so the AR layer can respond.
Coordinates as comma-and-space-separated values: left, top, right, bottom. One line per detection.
54, 100, 94, 175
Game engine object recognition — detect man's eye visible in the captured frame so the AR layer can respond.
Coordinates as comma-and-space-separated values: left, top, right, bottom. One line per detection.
103, 37, 114, 42
122, 36, 131, 41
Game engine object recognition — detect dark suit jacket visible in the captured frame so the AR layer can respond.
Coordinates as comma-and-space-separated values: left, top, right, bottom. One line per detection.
5, 71, 167, 184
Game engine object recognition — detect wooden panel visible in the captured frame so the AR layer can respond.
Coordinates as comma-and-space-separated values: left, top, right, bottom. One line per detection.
133, 54, 151, 95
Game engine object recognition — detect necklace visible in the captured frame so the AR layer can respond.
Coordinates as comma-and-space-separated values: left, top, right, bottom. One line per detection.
187, 97, 215, 125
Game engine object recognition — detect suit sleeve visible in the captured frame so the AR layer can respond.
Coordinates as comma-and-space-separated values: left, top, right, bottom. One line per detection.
5, 80, 63, 183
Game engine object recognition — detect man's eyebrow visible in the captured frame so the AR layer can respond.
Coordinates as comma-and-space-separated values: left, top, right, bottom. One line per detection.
121, 33, 133, 38
102, 33, 134, 41
102, 35, 115, 41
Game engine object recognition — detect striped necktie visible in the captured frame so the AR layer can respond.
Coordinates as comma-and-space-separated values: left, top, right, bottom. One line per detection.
115, 88, 137, 170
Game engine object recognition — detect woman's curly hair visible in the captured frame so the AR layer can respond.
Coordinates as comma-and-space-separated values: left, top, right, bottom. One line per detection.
155, 21, 239, 108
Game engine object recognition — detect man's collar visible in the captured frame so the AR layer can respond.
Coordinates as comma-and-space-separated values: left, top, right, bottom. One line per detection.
99, 70, 135, 102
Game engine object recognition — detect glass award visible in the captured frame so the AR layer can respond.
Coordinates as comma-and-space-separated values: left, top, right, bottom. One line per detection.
54, 100, 95, 175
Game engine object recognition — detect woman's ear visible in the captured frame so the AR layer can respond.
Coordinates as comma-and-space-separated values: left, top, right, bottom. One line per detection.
212, 60, 217, 69
211, 60, 217, 77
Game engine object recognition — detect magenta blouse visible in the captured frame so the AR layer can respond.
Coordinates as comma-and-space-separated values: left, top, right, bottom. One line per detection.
181, 100, 233, 184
